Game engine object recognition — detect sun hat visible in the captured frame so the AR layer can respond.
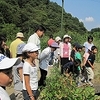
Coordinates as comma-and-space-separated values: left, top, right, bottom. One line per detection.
0, 54, 21, 70
16, 32, 24, 38
22, 43, 39, 52
55, 36, 61, 42
50, 42, 59, 48
17, 43, 26, 54
63, 34, 70, 39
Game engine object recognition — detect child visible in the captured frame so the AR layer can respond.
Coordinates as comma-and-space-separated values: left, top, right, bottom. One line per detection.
63, 59, 81, 76
22, 43, 40, 100
82, 47, 91, 83
0, 54, 20, 100
39, 42, 59, 86
13, 43, 26, 100
85, 46, 97, 86
59, 35, 71, 74
74, 44, 83, 86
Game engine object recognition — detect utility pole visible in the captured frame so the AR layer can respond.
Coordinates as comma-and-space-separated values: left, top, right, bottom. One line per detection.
61, 0, 64, 34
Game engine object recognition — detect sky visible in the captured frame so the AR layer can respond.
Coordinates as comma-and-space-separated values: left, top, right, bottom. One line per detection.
50, 0, 100, 31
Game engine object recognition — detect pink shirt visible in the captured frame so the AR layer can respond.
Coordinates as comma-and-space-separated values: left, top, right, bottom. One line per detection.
83, 52, 89, 65
60, 42, 70, 58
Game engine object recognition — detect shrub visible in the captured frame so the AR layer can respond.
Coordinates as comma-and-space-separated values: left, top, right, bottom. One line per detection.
39, 67, 97, 100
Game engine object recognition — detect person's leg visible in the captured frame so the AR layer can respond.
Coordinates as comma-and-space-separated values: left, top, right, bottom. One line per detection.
61, 58, 69, 74
38, 68, 47, 86
22, 90, 30, 100
86, 67, 94, 86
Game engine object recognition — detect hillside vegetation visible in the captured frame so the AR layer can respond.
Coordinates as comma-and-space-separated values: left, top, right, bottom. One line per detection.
0, 0, 100, 62
0, 0, 87, 39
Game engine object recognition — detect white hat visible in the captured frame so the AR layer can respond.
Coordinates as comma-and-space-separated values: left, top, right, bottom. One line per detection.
63, 34, 70, 39
0, 54, 21, 70
50, 42, 59, 48
22, 43, 39, 52
17, 43, 26, 54
16, 32, 24, 38
55, 36, 61, 42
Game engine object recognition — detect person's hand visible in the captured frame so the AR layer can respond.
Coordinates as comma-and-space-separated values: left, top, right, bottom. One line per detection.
92, 66, 94, 70
30, 96, 35, 100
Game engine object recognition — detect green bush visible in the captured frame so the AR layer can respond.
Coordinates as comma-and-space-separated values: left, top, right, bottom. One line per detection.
39, 67, 97, 100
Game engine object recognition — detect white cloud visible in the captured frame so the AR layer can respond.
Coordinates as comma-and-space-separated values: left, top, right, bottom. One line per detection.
79, 19, 84, 22
85, 17, 94, 22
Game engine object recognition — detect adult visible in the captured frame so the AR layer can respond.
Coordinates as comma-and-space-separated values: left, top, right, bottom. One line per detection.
83, 35, 94, 53
39, 42, 59, 86
10, 32, 24, 58
27, 25, 46, 51
27, 25, 46, 79
47, 34, 55, 46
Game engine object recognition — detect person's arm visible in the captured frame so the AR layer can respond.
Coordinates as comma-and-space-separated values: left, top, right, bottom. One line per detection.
18, 67, 23, 82
87, 60, 94, 69
39, 50, 49, 62
24, 74, 35, 100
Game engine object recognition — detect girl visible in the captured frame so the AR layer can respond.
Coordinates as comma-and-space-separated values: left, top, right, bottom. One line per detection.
22, 43, 39, 100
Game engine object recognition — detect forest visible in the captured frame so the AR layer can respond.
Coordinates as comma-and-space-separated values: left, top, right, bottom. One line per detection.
0, 0, 88, 39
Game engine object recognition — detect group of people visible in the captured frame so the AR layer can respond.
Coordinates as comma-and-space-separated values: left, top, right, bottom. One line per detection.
0, 25, 98, 100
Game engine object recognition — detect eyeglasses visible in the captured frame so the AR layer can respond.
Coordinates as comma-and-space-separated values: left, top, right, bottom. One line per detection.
29, 50, 39, 54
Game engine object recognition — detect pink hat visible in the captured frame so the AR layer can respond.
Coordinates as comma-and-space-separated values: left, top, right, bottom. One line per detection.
50, 42, 59, 48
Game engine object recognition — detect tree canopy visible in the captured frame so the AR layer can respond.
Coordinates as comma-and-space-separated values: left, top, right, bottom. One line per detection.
0, 0, 87, 40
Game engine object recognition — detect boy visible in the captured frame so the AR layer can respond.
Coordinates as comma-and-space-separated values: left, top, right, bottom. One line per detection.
63, 59, 81, 76
0, 54, 21, 100
85, 46, 97, 86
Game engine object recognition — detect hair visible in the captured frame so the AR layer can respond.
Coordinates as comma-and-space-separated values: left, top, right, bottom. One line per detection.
49, 34, 53, 39
35, 25, 46, 33
0, 34, 7, 55
0, 67, 12, 74
22, 52, 30, 58
75, 45, 82, 51
91, 46, 97, 51
88, 35, 93, 41
0, 34, 6, 45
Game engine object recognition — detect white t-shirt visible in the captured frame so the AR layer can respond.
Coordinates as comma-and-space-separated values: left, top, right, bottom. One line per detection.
23, 62, 38, 90
39, 47, 51, 71
27, 33, 40, 49
27, 33, 41, 57
0, 86, 10, 100
83, 41, 94, 53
